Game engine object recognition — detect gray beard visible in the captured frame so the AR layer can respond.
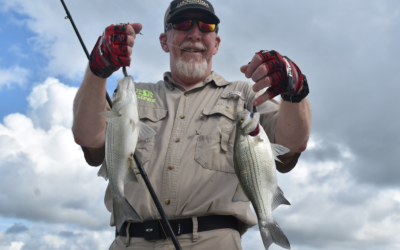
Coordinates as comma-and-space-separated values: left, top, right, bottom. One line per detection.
175, 56, 208, 79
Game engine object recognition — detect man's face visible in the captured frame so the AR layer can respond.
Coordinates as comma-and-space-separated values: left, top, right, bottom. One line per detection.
160, 10, 221, 83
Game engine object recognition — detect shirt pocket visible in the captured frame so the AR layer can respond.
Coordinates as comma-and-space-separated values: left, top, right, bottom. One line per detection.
135, 106, 168, 166
194, 133, 235, 174
194, 93, 243, 174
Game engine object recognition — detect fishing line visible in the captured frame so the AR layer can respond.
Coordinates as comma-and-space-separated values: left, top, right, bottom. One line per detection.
107, 0, 144, 35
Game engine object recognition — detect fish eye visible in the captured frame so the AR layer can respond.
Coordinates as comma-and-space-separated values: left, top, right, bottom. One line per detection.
240, 118, 244, 123
113, 88, 118, 94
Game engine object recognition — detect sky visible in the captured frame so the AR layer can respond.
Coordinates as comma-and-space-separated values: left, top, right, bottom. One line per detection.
0, 0, 399, 249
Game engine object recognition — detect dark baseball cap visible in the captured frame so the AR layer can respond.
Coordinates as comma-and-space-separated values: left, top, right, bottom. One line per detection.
164, 0, 220, 30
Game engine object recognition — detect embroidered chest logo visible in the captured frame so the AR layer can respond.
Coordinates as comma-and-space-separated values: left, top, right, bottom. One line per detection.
136, 89, 156, 103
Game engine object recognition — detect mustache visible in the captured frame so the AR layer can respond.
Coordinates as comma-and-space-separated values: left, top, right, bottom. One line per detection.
179, 41, 208, 51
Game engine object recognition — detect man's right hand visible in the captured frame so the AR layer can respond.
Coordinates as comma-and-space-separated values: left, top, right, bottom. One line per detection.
89, 23, 142, 79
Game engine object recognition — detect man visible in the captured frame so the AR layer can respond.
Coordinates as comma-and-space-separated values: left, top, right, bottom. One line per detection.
72, 0, 311, 249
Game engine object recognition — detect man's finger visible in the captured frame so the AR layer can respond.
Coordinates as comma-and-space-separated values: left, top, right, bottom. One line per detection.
251, 64, 269, 83
127, 35, 134, 47
244, 54, 263, 78
240, 64, 248, 74
128, 23, 143, 36
253, 76, 271, 92
253, 90, 271, 107
126, 24, 136, 39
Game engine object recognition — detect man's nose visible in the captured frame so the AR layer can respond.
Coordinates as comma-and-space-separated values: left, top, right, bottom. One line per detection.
186, 21, 202, 41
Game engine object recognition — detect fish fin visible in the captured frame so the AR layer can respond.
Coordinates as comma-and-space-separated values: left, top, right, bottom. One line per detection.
98, 110, 121, 119
124, 156, 139, 184
97, 160, 109, 181
137, 121, 157, 139
272, 186, 291, 211
124, 171, 139, 184
270, 143, 290, 163
232, 183, 250, 202
259, 220, 290, 250
113, 198, 143, 233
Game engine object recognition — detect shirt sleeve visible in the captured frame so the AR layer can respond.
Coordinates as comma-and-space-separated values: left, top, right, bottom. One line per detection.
243, 81, 301, 173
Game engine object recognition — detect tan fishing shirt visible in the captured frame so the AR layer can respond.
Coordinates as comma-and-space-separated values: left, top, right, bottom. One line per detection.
82, 71, 300, 234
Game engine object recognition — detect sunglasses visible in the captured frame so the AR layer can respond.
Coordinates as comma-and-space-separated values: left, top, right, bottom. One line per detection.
165, 17, 218, 32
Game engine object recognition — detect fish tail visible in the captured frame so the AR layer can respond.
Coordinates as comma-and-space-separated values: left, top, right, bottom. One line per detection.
259, 220, 290, 249
114, 198, 143, 233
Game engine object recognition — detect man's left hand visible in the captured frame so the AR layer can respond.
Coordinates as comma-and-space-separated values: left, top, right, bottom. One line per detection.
240, 50, 304, 106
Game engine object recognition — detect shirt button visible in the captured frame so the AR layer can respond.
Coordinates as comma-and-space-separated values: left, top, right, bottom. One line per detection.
180, 115, 185, 119
174, 138, 180, 142
168, 165, 174, 170
184, 93, 189, 97
165, 199, 171, 205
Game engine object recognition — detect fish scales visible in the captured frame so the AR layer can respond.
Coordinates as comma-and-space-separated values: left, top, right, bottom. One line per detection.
106, 118, 130, 199
235, 135, 275, 219
233, 110, 291, 250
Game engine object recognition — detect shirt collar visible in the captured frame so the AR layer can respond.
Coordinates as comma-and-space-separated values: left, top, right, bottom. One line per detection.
163, 71, 230, 91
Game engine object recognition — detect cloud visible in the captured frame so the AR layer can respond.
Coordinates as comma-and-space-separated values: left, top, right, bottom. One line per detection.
0, 66, 30, 90
58, 231, 82, 238
0, 223, 114, 250
0, 77, 111, 230
0, 77, 118, 249
5, 223, 28, 235
26, 77, 77, 130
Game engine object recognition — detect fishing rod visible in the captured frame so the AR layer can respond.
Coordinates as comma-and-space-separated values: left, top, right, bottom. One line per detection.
60, 1, 182, 249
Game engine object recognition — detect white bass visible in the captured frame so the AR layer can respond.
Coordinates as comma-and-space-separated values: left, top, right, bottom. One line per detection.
233, 109, 291, 249
97, 75, 156, 233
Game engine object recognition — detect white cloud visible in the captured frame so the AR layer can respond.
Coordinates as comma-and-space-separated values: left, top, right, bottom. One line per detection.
9, 242, 24, 250
43, 235, 65, 249
0, 223, 114, 250
27, 77, 77, 130
0, 77, 111, 231
0, 66, 30, 90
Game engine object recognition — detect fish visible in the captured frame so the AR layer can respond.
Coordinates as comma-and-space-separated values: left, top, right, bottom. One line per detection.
97, 75, 156, 233
232, 109, 291, 250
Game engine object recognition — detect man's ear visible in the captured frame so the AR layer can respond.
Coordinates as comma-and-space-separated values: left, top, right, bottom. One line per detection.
213, 35, 221, 55
159, 33, 169, 52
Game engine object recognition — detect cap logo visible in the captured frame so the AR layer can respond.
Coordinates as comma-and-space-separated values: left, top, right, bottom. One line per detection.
177, 0, 210, 8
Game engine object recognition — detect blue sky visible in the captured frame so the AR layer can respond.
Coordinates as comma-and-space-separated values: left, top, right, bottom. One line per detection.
1, 0, 400, 250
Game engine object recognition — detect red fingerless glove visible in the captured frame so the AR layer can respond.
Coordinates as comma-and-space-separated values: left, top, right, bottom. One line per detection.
89, 23, 131, 78
256, 50, 303, 99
